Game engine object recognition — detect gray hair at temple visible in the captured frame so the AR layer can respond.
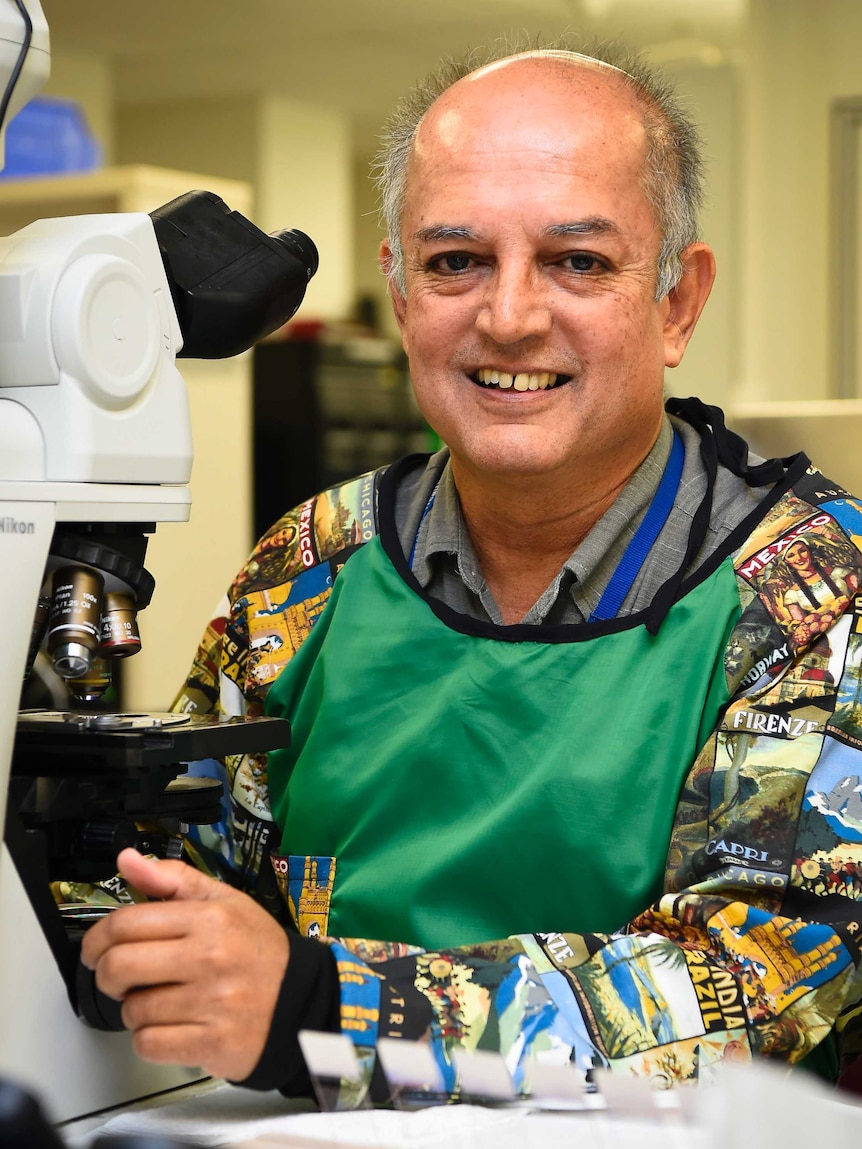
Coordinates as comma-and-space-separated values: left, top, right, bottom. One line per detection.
372, 37, 705, 303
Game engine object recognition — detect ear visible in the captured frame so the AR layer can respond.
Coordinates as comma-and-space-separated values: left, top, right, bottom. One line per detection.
663, 243, 716, 368
380, 239, 408, 345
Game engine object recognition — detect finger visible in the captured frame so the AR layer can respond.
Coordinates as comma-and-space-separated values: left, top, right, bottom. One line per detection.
115, 848, 227, 903
130, 1022, 210, 1071
121, 981, 205, 1031
80, 901, 196, 967
131, 1019, 264, 1081
93, 939, 191, 1001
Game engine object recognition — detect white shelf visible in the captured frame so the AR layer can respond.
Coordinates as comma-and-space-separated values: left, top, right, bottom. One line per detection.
0, 163, 252, 233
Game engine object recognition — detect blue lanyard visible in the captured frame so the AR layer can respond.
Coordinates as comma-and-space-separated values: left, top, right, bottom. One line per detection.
409, 430, 684, 621
408, 486, 438, 570
588, 429, 685, 622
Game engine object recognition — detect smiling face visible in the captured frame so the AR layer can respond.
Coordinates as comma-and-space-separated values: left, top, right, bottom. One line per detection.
786, 541, 814, 573
385, 55, 709, 491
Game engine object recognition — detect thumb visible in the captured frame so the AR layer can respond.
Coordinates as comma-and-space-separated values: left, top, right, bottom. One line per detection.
116, 847, 227, 902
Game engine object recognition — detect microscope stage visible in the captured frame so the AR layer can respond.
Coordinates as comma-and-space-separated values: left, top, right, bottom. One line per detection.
13, 709, 291, 772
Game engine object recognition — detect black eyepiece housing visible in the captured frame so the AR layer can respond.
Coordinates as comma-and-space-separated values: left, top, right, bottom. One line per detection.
150, 190, 319, 359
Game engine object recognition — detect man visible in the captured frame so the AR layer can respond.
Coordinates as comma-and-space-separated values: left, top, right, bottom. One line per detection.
82, 41, 862, 1097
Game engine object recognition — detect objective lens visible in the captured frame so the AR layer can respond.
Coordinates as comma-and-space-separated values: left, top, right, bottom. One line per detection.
67, 656, 113, 703
48, 566, 104, 679
100, 592, 141, 657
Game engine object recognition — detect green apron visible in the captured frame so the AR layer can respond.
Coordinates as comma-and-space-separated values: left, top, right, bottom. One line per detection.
265, 534, 740, 949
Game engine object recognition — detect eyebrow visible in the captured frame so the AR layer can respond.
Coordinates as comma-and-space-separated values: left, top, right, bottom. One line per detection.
545, 217, 621, 238
412, 217, 622, 245
414, 225, 479, 244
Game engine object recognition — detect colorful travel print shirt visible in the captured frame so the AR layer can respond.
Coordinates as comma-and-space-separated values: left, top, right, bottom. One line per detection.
172, 400, 862, 1094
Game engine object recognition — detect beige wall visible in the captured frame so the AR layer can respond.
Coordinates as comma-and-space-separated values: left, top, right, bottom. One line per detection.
737, 0, 862, 403
123, 356, 253, 711
117, 94, 354, 322
663, 61, 740, 406
255, 96, 354, 321
738, 0, 830, 403
42, 47, 114, 163
116, 95, 258, 184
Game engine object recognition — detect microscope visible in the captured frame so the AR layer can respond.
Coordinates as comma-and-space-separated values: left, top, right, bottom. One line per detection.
0, 0, 317, 1123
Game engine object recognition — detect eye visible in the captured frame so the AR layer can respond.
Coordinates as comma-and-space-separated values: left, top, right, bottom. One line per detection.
430, 252, 473, 274
563, 253, 605, 273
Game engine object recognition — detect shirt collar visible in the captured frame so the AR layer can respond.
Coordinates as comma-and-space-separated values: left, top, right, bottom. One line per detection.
411, 418, 674, 622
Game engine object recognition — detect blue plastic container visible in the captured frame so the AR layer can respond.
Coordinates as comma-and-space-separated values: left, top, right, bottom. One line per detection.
0, 95, 101, 179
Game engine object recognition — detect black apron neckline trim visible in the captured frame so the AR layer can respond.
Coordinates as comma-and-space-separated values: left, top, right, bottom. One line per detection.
374, 406, 808, 643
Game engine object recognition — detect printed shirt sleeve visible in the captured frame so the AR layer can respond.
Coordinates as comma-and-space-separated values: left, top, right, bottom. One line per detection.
171, 478, 372, 907
308, 488, 862, 1099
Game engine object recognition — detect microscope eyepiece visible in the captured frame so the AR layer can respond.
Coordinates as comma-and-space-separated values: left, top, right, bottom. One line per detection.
272, 228, 319, 279
150, 190, 319, 359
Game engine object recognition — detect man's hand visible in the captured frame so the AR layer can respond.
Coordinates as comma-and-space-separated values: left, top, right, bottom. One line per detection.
80, 847, 290, 1081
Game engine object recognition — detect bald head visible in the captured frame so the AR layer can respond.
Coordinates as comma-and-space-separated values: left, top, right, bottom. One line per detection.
418, 52, 641, 137
411, 54, 649, 207
374, 40, 704, 300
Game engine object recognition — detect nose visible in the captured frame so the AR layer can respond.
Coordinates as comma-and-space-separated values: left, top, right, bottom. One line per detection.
475, 261, 552, 345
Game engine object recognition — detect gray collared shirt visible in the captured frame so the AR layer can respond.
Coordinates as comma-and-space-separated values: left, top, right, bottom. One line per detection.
393, 414, 772, 625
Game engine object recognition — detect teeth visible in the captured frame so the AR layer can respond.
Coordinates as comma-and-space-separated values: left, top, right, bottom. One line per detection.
475, 369, 558, 390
